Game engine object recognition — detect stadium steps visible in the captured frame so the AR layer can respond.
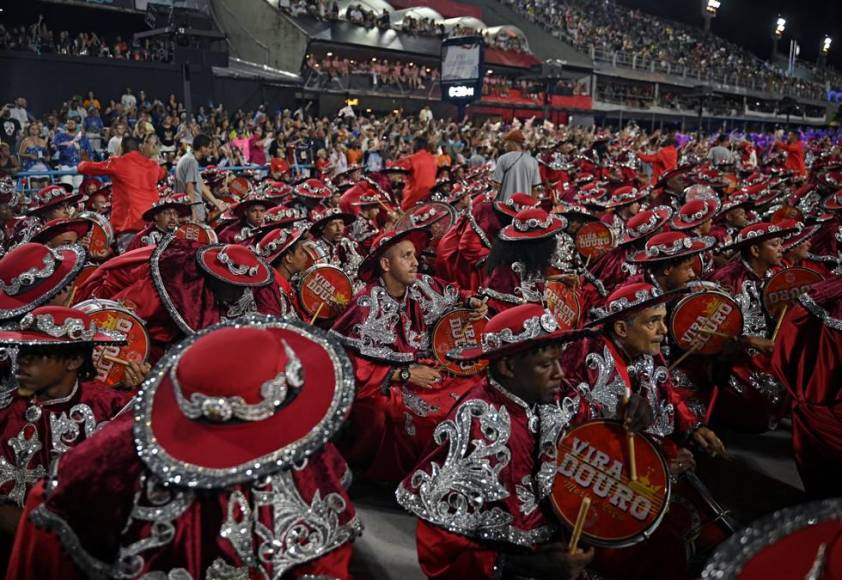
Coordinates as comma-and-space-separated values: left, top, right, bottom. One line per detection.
456, 0, 592, 68
209, 0, 309, 74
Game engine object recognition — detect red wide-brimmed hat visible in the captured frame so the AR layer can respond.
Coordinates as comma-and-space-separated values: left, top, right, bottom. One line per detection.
605, 185, 647, 208
30, 217, 91, 245
231, 193, 277, 219
721, 222, 799, 251
823, 190, 842, 211
741, 182, 781, 207
397, 202, 452, 232
618, 206, 673, 246
141, 194, 196, 221
357, 228, 430, 282
269, 158, 291, 176
196, 244, 273, 287
589, 282, 687, 326
779, 220, 822, 252
257, 225, 309, 265
83, 183, 112, 210
0, 244, 86, 321
79, 177, 103, 194
682, 183, 717, 202
575, 182, 610, 207
552, 201, 597, 221
262, 181, 293, 202
0, 305, 126, 346
671, 198, 721, 230
350, 193, 384, 209
499, 208, 566, 241
334, 164, 363, 179
493, 192, 540, 217
294, 178, 333, 200
133, 316, 355, 487
26, 184, 81, 216
628, 231, 716, 264
254, 205, 304, 235
309, 206, 356, 235
448, 303, 590, 361
720, 192, 753, 213
431, 182, 471, 204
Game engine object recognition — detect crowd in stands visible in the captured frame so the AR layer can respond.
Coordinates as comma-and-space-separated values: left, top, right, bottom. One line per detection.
501, 0, 831, 99
0, 16, 173, 62
304, 54, 440, 94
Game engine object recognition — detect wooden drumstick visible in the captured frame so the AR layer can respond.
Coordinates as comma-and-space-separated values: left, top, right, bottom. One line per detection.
583, 253, 592, 269
103, 353, 130, 366
309, 302, 325, 325
668, 343, 701, 372
568, 496, 591, 554
627, 429, 638, 482
772, 304, 788, 342
697, 328, 731, 339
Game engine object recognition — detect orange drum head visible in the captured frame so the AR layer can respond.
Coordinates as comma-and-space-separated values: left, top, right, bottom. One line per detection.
670, 291, 743, 355
228, 176, 251, 198
762, 267, 824, 318
544, 281, 581, 330
175, 223, 218, 244
431, 309, 489, 376
551, 420, 671, 548
575, 222, 614, 259
78, 212, 113, 260
76, 299, 151, 388
298, 265, 354, 320
70, 265, 98, 303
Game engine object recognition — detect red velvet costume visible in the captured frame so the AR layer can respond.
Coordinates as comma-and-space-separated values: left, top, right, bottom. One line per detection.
771, 275, 842, 499
217, 220, 257, 244
124, 223, 168, 252
395, 377, 573, 579
8, 410, 359, 579
0, 381, 130, 508
455, 201, 504, 292
481, 263, 546, 314
330, 275, 480, 481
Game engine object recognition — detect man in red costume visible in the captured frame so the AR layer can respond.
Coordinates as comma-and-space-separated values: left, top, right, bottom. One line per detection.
637, 134, 678, 185
401, 136, 437, 210
772, 275, 842, 499
125, 194, 195, 252
331, 228, 487, 481
308, 206, 363, 278
8, 316, 361, 579
773, 131, 806, 177
256, 225, 310, 319
217, 192, 277, 244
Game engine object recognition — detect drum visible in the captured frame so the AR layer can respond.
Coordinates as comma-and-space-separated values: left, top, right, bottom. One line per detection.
301, 240, 330, 270
227, 176, 251, 198
75, 299, 151, 387
543, 280, 581, 330
551, 419, 671, 548
77, 211, 113, 260
670, 291, 743, 355
762, 267, 825, 319
70, 264, 98, 304
174, 222, 218, 244
701, 499, 842, 579
667, 472, 738, 558
297, 265, 354, 321
430, 309, 489, 376
575, 222, 615, 259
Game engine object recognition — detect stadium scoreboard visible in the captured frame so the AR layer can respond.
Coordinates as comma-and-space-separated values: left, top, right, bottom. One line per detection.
441, 36, 485, 108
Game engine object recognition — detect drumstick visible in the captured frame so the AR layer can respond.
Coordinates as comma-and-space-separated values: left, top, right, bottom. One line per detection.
627, 429, 637, 482
704, 386, 719, 425
66, 284, 77, 307
668, 343, 701, 372
568, 496, 591, 554
697, 328, 731, 339
103, 353, 130, 366
309, 302, 325, 325
771, 304, 788, 341
583, 254, 592, 269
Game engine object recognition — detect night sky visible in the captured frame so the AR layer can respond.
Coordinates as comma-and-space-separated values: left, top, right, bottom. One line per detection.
618, 0, 842, 70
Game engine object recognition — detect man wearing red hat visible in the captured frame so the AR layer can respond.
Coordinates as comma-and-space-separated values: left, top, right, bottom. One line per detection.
217, 193, 276, 244
331, 228, 488, 481
708, 222, 798, 430
125, 194, 195, 252
562, 283, 726, 579
11, 185, 82, 246
28, 217, 91, 249
397, 303, 652, 579
256, 225, 310, 319
308, 207, 363, 277
348, 194, 385, 254
267, 157, 291, 182
0, 306, 130, 536
8, 317, 361, 579
600, 185, 646, 239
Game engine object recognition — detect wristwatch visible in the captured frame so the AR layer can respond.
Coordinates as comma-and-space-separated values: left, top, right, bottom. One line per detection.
398, 366, 411, 384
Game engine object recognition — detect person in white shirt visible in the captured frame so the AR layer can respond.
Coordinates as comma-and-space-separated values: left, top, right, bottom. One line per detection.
9, 97, 30, 130
121, 88, 137, 112
107, 124, 125, 157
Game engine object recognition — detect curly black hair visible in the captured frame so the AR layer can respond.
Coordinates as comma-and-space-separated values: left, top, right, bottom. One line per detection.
485, 235, 557, 278
17, 344, 97, 381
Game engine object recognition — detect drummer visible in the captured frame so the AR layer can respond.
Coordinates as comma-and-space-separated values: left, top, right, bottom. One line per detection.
399, 202, 452, 276
29, 217, 91, 249
125, 194, 195, 252
307, 206, 362, 277
11, 185, 82, 246
348, 194, 384, 254
599, 185, 646, 240
217, 192, 277, 244
256, 225, 310, 319
397, 303, 652, 579
330, 228, 488, 482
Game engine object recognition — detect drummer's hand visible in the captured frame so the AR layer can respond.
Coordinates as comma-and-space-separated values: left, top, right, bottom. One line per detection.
692, 426, 726, 458
620, 393, 653, 433
505, 543, 594, 580
467, 296, 488, 320
122, 361, 152, 390
214, 199, 228, 212
739, 335, 774, 355
669, 447, 696, 477
407, 365, 441, 389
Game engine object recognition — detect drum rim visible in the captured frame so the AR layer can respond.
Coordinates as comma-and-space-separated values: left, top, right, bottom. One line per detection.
701, 498, 842, 579
550, 418, 673, 548
430, 308, 489, 376
760, 266, 824, 318
669, 290, 743, 355
74, 298, 152, 374
297, 263, 354, 318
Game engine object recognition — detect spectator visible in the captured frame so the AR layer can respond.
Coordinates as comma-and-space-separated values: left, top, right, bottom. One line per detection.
493, 129, 542, 201
84, 107, 105, 154
17, 123, 49, 172
0, 105, 21, 150
8, 97, 30, 130
78, 135, 168, 251
774, 131, 806, 177
708, 134, 733, 165
107, 123, 125, 157
175, 134, 227, 222
248, 125, 269, 167
52, 117, 92, 189
638, 133, 678, 184
0, 143, 21, 176
121, 88, 137, 112
401, 136, 437, 209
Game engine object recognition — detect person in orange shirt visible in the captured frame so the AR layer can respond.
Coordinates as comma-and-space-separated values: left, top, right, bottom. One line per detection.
400, 136, 437, 210
638, 134, 678, 185
78, 135, 166, 251
774, 131, 806, 176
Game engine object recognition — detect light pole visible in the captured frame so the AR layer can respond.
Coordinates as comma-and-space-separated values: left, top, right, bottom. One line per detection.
820, 36, 832, 68
772, 17, 786, 61
701, 0, 720, 34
